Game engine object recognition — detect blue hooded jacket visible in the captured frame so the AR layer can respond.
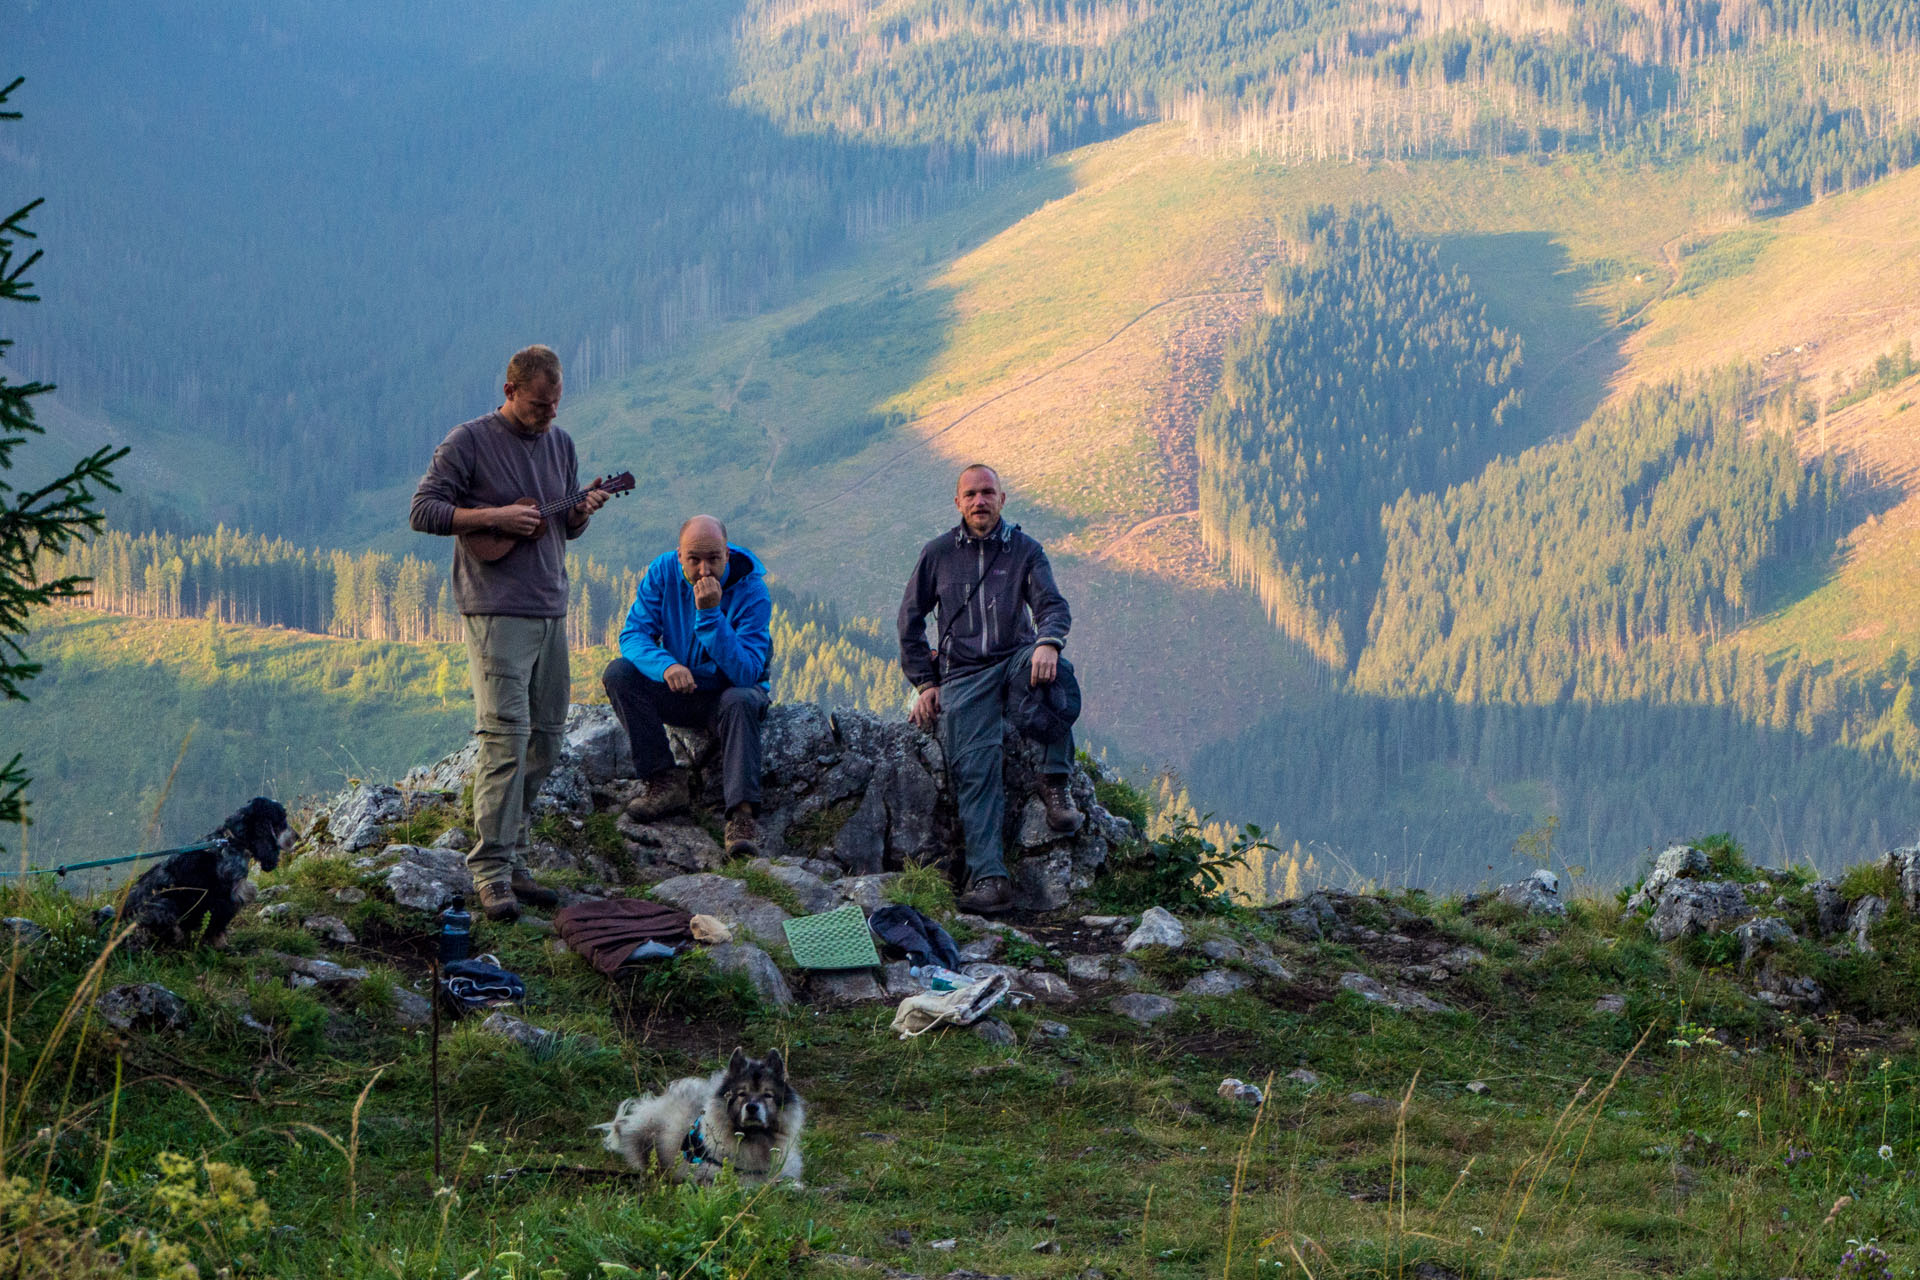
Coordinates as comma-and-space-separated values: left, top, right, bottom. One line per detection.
617, 543, 773, 691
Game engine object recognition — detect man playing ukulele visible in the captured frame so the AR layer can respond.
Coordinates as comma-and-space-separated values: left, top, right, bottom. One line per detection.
410, 344, 610, 922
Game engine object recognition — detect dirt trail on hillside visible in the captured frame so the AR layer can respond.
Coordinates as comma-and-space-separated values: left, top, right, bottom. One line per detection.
828, 287, 1261, 506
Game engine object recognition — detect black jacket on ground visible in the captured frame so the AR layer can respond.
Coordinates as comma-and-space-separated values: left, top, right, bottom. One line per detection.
897, 520, 1071, 690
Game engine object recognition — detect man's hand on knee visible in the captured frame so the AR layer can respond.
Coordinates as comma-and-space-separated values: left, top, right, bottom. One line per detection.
1029, 644, 1058, 686
665, 664, 697, 693
910, 685, 942, 731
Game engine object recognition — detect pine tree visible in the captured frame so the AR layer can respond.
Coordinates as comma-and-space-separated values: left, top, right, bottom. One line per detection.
0, 77, 126, 843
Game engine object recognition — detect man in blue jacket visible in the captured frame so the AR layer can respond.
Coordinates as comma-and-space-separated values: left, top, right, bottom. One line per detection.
899, 463, 1083, 915
602, 515, 773, 857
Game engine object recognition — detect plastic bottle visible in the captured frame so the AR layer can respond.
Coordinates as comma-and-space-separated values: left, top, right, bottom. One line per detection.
438, 897, 472, 965
909, 964, 968, 992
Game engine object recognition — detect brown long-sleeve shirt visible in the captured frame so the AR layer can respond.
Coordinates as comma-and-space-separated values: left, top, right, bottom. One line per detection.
409, 411, 582, 617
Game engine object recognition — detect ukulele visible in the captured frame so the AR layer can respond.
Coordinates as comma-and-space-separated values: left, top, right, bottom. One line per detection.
459, 471, 636, 562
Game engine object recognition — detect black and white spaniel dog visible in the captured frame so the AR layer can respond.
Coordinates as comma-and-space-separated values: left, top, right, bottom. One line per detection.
119, 797, 294, 948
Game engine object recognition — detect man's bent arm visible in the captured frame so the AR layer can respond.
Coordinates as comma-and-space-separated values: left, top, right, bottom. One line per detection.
1026, 545, 1071, 649
696, 583, 774, 689
409, 430, 471, 535
897, 547, 940, 689
617, 565, 681, 680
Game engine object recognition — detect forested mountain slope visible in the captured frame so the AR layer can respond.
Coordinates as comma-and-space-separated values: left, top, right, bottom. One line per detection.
10, 0, 1920, 894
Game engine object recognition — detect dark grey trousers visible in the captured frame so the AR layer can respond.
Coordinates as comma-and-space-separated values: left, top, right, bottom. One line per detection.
940, 644, 1074, 884
601, 657, 769, 811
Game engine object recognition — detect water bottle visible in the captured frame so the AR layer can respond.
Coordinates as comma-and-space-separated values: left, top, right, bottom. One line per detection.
910, 964, 968, 992
438, 897, 472, 965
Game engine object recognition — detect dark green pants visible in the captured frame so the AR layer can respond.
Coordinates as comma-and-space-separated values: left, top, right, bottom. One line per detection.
464, 615, 569, 889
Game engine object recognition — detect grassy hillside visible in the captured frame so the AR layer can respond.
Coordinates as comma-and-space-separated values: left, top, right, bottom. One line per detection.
4, 831, 1919, 1277
0, 598, 909, 875
452, 127, 1730, 773
0, 612, 472, 868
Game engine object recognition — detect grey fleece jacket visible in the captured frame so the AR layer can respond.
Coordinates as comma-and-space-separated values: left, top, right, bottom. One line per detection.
897, 520, 1070, 690
409, 411, 583, 617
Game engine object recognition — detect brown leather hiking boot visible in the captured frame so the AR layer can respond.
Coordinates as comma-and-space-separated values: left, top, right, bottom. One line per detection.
1039, 780, 1085, 834
625, 768, 691, 821
956, 875, 1013, 915
724, 807, 760, 859
510, 870, 560, 908
477, 880, 520, 923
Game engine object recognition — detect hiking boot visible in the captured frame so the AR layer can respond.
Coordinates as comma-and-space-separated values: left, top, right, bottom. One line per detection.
724, 807, 760, 859
510, 870, 560, 908
478, 880, 520, 924
1039, 780, 1085, 834
956, 875, 1013, 915
625, 768, 691, 821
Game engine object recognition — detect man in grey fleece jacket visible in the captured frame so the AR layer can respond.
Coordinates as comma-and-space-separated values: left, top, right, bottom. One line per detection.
898, 463, 1084, 915
409, 345, 609, 922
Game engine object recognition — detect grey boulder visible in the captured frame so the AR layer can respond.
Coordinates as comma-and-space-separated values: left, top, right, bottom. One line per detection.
564, 703, 632, 786
1182, 970, 1249, 998
1849, 896, 1888, 953
707, 942, 794, 1008
1338, 971, 1451, 1014
1122, 907, 1187, 953
1733, 916, 1796, 971
1644, 881, 1753, 943
1496, 868, 1565, 917
1886, 844, 1920, 912
1627, 845, 1711, 912
1111, 992, 1179, 1025
650, 873, 792, 942
479, 1012, 555, 1048
384, 845, 475, 914
331, 784, 407, 852
96, 983, 189, 1033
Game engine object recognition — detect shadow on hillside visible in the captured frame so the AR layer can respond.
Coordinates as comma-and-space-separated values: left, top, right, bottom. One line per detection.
1186, 689, 1919, 898
1433, 230, 1619, 453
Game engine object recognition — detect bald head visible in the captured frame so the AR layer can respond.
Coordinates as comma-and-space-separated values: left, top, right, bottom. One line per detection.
678, 515, 730, 590
679, 514, 727, 545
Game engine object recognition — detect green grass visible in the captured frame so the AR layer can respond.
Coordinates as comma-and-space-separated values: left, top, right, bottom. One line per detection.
4, 868, 1920, 1278
0, 610, 473, 871
881, 862, 955, 918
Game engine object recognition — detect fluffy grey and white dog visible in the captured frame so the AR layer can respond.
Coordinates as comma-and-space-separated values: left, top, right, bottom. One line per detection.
598, 1047, 804, 1185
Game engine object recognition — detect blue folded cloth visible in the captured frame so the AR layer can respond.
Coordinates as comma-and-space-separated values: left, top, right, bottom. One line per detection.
439, 955, 525, 1014
869, 904, 962, 970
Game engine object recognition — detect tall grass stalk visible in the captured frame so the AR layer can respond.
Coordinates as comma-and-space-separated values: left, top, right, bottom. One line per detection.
1222, 1072, 1274, 1280
1552, 1024, 1651, 1226
349, 1066, 385, 1217
1493, 1079, 1591, 1279
1388, 1068, 1420, 1274
1140, 1183, 1154, 1278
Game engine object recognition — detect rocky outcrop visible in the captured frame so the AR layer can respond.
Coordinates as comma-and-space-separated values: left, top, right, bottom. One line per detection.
328, 784, 407, 852
1646, 880, 1754, 942
1886, 844, 1920, 913
1123, 907, 1188, 952
383, 845, 474, 914
1626, 845, 1710, 912
96, 983, 190, 1033
326, 701, 1137, 916
1733, 916, 1796, 972
1497, 868, 1566, 917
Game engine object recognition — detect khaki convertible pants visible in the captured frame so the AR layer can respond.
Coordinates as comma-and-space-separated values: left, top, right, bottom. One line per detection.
464, 615, 569, 890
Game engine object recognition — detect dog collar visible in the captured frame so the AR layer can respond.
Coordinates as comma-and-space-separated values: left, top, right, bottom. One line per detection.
681, 1117, 712, 1166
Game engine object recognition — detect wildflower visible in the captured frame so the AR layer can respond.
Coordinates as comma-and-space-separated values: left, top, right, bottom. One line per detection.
1737, 1109, 1751, 1118
1877, 1144, 1893, 1161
